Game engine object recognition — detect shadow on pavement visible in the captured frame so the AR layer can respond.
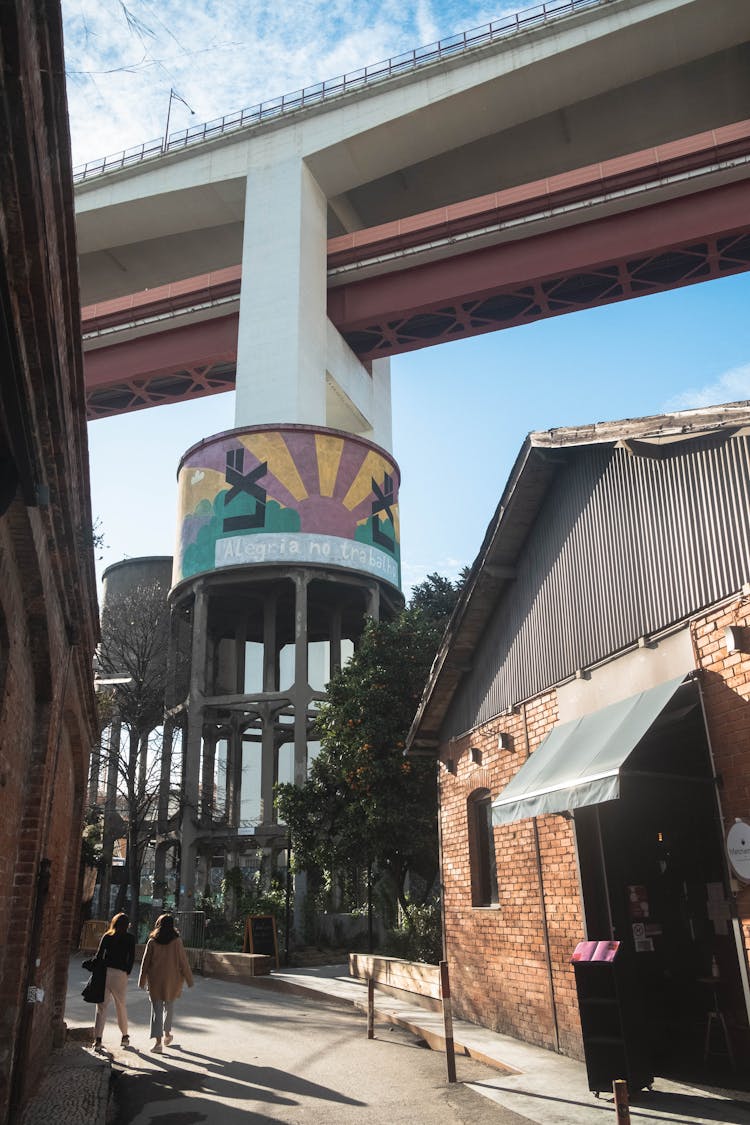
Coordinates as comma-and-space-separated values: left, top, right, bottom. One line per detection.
470, 1081, 750, 1124
168, 1045, 365, 1105
112, 1044, 366, 1124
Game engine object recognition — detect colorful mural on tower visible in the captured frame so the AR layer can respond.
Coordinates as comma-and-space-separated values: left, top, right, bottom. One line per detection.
173, 426, 401, 590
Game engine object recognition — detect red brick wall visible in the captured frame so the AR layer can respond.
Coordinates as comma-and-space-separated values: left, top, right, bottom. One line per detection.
0, 504, 95, 1120
440, 690, 584, 1056
691, 595, 750, 973
440, 594, 750, 1063
0, 1, 99, 1119
0, 517, 39, 1110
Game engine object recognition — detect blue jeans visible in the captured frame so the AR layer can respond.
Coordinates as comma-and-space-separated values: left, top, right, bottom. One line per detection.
149, 998, 175, 1040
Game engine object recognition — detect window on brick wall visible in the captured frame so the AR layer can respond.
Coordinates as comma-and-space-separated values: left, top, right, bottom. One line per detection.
468, 788, 498, 907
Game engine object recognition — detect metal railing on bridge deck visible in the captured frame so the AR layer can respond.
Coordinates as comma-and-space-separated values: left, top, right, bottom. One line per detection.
72, 0, 609, 184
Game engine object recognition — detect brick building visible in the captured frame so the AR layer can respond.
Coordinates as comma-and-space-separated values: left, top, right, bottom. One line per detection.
408, 402, 750, 1085
0, 3, 99, 1121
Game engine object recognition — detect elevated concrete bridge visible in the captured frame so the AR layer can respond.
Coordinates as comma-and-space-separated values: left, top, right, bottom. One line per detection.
77, 0, 750, 432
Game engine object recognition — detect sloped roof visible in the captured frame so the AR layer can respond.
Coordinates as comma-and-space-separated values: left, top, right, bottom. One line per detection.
406, 400, 750, 750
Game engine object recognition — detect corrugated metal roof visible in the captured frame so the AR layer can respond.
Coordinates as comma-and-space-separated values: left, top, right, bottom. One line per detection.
407, 401, 750, 750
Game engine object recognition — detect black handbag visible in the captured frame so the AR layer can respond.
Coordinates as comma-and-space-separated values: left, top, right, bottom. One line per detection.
81, 958, 106, 1004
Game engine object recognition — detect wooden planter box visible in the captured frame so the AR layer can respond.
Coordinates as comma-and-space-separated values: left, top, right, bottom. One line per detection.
201, 950, 273, 983
349, 954, 441, 1011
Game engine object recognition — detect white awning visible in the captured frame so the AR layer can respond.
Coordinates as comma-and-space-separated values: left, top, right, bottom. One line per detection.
492, 675, 688, 826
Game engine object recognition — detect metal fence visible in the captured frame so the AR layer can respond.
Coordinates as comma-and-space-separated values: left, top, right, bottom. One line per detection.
173, 910, 206, 973
79, 911, 206, 972
72, 0, 609, 184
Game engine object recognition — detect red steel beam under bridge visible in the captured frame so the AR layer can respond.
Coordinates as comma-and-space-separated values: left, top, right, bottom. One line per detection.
83, 121, 750, 419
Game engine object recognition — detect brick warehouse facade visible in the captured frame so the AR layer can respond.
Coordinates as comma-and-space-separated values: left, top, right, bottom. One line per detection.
0, 3, 99, 1122
409, 404, 750, 1085
440, 689, 585, 1057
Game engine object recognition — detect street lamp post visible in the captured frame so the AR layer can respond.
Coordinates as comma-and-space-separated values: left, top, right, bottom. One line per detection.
163, 87, 196, 153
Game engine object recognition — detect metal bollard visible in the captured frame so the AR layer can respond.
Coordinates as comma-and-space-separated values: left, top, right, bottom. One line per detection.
439, 960, 457, 1083
367, 977, 375, 1039
613, 1079, 630, 1123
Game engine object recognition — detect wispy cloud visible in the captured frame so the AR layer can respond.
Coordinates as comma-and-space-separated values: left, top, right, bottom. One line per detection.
663, 363, 750, 412
62, 0, 520, 166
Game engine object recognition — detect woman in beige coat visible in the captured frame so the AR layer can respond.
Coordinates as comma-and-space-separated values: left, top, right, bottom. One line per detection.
138, 914, 194, 1052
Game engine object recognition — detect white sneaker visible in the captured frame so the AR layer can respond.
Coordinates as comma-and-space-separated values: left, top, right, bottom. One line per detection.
150, 1042, 163, 1054
164, 1033, 173, 1046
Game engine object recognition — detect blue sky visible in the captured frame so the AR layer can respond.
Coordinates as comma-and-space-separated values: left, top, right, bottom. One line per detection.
64, 0, 750, 593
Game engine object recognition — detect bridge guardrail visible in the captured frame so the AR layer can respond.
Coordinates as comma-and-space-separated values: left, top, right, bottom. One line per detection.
72, 0, 608, 184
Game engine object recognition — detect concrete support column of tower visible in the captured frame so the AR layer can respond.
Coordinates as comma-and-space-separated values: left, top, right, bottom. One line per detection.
367, 583, 381, 623
261, 594, 280, 832
99, 715, 121, 919
227, 714, 242, 827
330, 604, 342, 677
235, 158, 328, 428
158, 717, 174, 833
260, 704, 276, 831
201, 730, 216, 822
180, 582, 208, 905
293, 572, 309, 787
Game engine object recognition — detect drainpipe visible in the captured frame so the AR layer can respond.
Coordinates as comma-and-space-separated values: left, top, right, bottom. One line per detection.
436, 757, 449, 962
522, 702, 561, 1054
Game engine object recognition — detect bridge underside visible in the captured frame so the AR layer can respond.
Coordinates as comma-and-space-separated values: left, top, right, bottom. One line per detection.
83, 122, 750, 420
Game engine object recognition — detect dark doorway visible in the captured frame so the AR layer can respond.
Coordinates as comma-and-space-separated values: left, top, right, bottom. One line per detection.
576, 682, 750, 1084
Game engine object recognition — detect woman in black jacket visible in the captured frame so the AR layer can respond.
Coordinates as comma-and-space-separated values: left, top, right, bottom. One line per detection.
93, 912, 136, 1050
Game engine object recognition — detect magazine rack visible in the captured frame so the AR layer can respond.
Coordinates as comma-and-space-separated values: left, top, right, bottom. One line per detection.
571, 940, 654, 1096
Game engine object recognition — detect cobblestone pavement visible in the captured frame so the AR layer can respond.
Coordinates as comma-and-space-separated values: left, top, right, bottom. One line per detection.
20, 1037, 110, 1125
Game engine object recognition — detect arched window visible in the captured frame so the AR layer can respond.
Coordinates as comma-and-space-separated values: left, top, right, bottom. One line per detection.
468, 788, 498, 907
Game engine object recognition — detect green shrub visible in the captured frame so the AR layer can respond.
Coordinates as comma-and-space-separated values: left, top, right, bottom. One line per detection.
199, 873, 290, 952
383, 897, 442, 964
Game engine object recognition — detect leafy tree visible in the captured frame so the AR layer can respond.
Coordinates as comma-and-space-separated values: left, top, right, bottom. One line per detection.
409, 570, 467, 619
276, 572, 463, 944
94, 581, 173, 925
81, 806, 103, 870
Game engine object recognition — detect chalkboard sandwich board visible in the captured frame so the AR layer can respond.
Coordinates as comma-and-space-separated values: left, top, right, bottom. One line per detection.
243, 914, 279, 968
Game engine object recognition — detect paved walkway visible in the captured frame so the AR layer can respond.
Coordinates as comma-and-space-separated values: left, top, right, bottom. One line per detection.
248, 964, 750, 1125
19, 958, 750, 1125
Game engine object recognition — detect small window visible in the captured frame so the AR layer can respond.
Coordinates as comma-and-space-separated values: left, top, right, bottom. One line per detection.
468, 789, 498, 907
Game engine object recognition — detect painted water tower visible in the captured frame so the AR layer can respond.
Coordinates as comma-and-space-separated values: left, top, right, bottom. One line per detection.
168, 423, 402, 905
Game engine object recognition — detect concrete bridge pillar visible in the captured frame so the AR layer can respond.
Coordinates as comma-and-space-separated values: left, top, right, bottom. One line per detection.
236, 158, 328, 427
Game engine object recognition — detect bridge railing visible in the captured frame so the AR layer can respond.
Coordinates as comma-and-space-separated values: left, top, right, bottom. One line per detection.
72, 0, 608, 184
